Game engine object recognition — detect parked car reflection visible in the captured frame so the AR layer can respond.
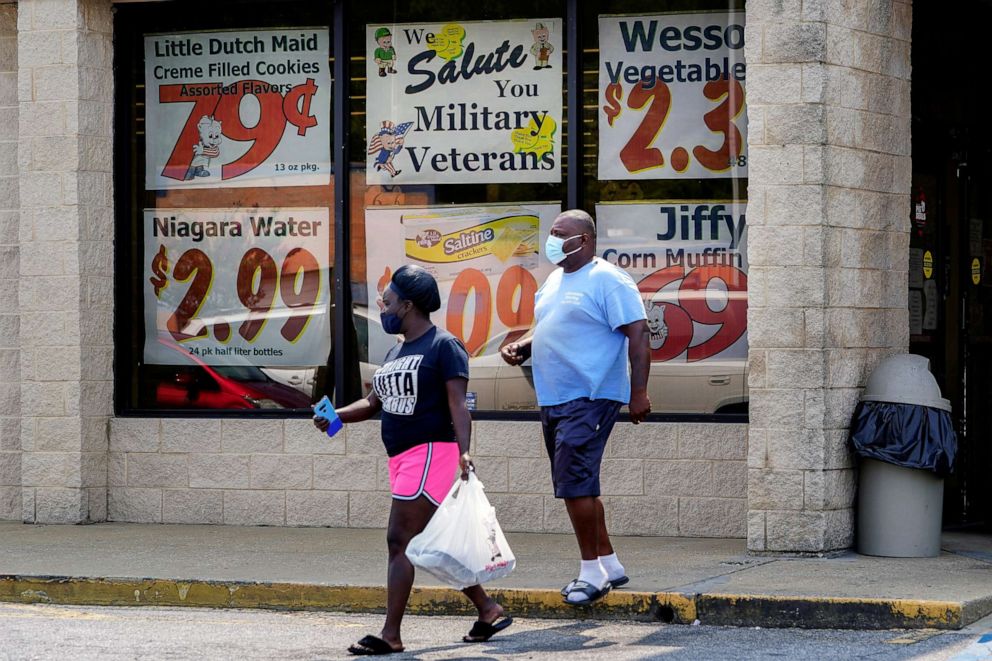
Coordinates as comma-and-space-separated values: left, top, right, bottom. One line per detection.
353, 305, 747, 414
154, 339, 312, 410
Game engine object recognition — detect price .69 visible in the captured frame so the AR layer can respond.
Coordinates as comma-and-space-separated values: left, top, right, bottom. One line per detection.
637, 264, 747, 362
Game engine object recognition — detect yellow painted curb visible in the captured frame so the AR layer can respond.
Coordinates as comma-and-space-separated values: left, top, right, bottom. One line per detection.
695, 593, 963, 629
0, 577, 969, 629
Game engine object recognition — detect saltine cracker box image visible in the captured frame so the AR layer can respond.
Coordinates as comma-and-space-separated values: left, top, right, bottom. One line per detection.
402, 206, 539, 282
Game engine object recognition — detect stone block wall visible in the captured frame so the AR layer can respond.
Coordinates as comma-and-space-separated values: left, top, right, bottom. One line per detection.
17, 0, 114, 523
0, 2, 18, 521
745, 0, 911, 551
108, 418, 748, 537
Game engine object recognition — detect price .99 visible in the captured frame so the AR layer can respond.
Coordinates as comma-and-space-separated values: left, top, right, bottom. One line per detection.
160, 247, 322, 344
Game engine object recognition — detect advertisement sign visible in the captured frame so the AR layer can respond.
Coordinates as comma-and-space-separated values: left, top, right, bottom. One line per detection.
598, 12, 747, 180
596, 202, 748, 363
143, 208, 331, 366
144, 29, 332, 190
364, 204, 560, 364
365, 19, 562, 185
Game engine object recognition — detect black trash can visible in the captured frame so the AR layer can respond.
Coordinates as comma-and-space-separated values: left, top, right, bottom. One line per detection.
849, 354, 957, 557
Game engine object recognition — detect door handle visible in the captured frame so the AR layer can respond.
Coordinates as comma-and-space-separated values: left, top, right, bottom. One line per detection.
709, 376, 731, 386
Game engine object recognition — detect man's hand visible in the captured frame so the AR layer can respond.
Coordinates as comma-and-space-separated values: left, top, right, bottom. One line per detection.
313, 415, 330, 433
500, 341, 530, 366
459, 452, 475, 481
629, 389, 652, 424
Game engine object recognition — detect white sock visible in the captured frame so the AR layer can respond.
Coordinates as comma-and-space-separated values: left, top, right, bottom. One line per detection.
577, 559, 608, 588
599, 552, 625, 581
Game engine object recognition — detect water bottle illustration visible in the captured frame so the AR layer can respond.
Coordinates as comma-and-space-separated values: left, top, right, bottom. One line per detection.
314, 395, 343, 437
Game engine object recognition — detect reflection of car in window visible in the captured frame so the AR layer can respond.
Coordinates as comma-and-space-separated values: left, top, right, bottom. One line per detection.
154, 339, 312, 410
353, 305, 747, 414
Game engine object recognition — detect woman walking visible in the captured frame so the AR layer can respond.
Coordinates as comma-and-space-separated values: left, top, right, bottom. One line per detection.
315, 265, 512, 656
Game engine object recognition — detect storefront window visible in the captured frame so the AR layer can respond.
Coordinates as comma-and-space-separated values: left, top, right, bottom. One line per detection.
115, 0, 747, 418
115, 1, 335, 412
585, 1, 748, 415
345, 1, 566, 411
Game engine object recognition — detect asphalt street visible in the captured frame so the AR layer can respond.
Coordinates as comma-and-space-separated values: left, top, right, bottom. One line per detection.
1, 603, 990, 661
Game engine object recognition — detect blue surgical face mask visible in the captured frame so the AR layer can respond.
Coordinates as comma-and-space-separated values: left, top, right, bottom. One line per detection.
545, 233, 584, 265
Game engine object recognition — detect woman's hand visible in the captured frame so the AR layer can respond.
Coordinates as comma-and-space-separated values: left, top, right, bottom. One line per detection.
459, 452, 475, 481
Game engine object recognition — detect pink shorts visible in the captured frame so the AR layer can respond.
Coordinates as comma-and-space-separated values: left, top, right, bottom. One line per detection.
388, 442, 459, 506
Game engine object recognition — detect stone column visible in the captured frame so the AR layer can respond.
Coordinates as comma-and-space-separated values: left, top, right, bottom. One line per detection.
18, 0, 113, 523
0, 2, 19, 521
745, 0, 911, 552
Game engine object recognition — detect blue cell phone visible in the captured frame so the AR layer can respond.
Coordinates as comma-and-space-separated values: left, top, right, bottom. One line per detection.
314, 395, 343, 438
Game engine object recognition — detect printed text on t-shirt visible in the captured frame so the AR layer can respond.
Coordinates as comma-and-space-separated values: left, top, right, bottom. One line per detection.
374, 354, 423, 415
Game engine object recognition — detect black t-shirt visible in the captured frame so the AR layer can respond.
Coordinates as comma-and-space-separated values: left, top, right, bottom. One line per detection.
374, 326, 470, 457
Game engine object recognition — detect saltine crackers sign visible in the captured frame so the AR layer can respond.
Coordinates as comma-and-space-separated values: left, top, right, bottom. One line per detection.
365, 19, 562, 184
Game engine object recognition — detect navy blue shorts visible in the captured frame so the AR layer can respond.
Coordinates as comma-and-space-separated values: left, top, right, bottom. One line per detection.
540, 398, 622, 499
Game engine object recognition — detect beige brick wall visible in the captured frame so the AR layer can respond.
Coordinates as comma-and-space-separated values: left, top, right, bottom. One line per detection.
0, 2, 19, 522
745, 0, 911, 552
109, 418, 747, 537
17, 0, 113, 523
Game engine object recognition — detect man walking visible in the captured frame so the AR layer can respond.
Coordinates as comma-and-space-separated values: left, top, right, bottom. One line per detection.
500, 209, 651, 606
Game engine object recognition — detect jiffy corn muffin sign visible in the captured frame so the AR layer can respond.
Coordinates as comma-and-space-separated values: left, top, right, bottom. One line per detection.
365, 20, 562, 184
364, 204, 559, 363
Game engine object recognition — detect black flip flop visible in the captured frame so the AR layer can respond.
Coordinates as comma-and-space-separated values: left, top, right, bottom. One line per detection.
609, 575, 630, 589
463, 616, 514, 643
563, 580, 611, 606
348, 635, 402, 655
562, 575, 628, 596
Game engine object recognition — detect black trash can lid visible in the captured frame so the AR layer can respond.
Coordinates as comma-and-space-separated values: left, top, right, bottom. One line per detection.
861, 354, 951, 412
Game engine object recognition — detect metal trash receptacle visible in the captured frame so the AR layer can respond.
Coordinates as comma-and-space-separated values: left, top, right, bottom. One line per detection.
849, 354, 957, 558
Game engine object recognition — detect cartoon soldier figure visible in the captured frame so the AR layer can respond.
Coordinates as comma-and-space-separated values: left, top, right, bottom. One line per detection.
368, 120, 413, 178
374, 27, 397, 77
530, 22, 554, 70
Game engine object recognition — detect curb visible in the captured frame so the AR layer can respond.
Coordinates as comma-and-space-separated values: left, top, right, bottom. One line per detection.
0, 575, 970, 630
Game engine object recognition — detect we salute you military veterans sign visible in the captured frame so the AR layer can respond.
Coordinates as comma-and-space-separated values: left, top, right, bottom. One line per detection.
144, 29, 332, 190
365, 19, 562, 185
599, 12, 747, 180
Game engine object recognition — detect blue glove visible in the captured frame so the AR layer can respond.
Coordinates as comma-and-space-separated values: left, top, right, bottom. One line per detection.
314, 395, 343, 437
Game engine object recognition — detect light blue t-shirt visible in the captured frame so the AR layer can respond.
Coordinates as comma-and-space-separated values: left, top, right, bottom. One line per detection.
532, 257, 647, 406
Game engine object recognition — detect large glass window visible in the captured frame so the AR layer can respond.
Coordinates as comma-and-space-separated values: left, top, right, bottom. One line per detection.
115, 1, 335, 412
115, 0, 747, 418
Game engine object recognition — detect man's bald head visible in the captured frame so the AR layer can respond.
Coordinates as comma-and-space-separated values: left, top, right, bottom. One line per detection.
554, 209, 596, 237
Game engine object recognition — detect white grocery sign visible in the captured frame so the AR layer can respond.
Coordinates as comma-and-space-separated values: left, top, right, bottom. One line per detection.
365, 19, 562, 184
596, 202, 748, 363
144, 29, 331, 190
143, 208, 331, 366
363, 204, 560, 364
598, 12, 747, 180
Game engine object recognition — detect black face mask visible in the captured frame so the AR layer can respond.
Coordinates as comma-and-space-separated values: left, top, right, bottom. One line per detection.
380, 301, 408, 334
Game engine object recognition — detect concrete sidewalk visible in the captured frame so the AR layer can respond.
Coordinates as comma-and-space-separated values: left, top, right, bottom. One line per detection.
1, 521, 991, 630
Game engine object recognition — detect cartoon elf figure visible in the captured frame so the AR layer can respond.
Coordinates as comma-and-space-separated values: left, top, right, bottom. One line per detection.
530, 22, 554, 70
368, 120, 413, 178
373, 27, 397, 77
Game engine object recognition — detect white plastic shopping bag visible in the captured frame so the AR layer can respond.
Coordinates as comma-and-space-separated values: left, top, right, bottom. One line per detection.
405, 471, 516, 589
